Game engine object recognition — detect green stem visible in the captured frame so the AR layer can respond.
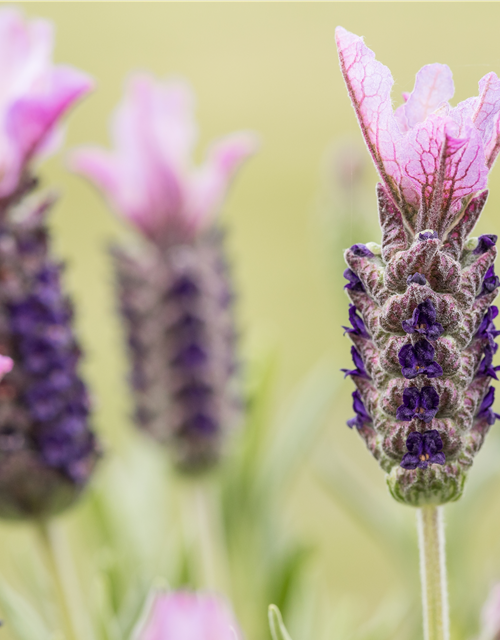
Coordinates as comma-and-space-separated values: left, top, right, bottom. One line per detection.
35, 520, 80, 640
417, 506, 449, 640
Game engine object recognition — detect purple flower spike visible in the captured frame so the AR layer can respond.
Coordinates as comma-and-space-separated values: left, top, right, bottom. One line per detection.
418, 231, 439, 241
336, 26, 500, 505
343, 268, 365, 292
479, 265, 500, 298
477, 344, 500, 380
407, 273, 427, 286
476, 306, 500, 350
342, 304, 370, 339
347, 390, 372, 429
341, 346, 370, 379
396, 386, 440, 423
401, 299, 444, 340
398, 340, 443, 379
400, 430, 446, 470
477, 386, 500, 425
350, 243, 374, 257
474, 234, 498, 255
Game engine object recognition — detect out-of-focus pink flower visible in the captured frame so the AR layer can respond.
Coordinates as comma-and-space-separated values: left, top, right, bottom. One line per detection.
71, 74, 257, 246
480, 583, 500, 640
336, 26, 500, 234
0, 355, 13, 381
137, 591, 242, 640
0, 7, 93, 198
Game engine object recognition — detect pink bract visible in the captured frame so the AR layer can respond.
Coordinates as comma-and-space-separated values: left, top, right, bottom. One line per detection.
0, 8, 92, 198
336, 26, 500, 234
71, 74, 258, 246
0, 355, 13, 380
137, 591, 242, 640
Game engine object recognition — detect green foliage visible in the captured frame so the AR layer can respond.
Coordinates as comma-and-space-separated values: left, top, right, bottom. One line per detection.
269, 605, 293, 640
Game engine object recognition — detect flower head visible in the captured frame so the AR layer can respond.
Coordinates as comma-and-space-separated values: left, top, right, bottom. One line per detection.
71, 74, 257, 246
400, 430, 446, 470
337, 28, 500, 506
0, 8, 92, 199
138, 591, 242, 640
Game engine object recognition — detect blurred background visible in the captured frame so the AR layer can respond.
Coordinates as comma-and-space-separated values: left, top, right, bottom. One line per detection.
2, 3, 500, 640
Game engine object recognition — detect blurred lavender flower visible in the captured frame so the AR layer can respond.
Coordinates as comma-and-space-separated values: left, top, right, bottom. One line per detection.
0, 8, 97, 518
337, 27, 500, 506
480, 584, 500, 640
72, 75, 257, 472
137, 591, 242, 640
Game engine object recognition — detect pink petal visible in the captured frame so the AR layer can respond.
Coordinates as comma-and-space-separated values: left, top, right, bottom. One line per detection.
400, 113, 488, 233
335, 27, 403, 206
139, 592, 242, 640
0, 355, 13, 381
6, 65, 93, 163
472, 72, 500, 168
403, 64, 454, 129
186, 131, 258, 232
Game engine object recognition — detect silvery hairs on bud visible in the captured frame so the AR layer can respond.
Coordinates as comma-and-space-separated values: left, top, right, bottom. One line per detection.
337, 27, 500, 506
71, 75, 257, 473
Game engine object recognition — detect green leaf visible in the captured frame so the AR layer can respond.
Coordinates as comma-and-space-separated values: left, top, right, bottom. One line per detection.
268, 604, 293, 640
261, 360, 340, 495
0, 578, 53, 640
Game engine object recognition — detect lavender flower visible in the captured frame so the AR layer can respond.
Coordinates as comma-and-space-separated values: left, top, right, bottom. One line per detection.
337, 27, 500, 506
342, 304, 370, 338
341, 346, 370, 379
398, 340, 443, 379
347, 390, 372, 429
396, 387, 440, 423
0, 8, 97, 518
400, 431, 446, 470
137, 591, 242, 640
72, 75, 257, 472
401, 299, 444, 340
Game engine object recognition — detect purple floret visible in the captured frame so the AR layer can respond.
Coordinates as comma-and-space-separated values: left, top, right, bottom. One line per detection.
418, 230, 438, 241
396, 386, 440, 423
476, 386, 500, 425
343, 268, 365, 292
350, 243, 373, 257
398, 339, 443, 379
347, 389, 372, 429
401, 299, 444, 341
476, 344, 500, 380
473, 234, 498, 255
478, 265, 500, 298
341, 346, 370, 379
400, 430, 446, 470
407, 273, 427, 286
476, 306, 500, 351
342, 304, 370, 339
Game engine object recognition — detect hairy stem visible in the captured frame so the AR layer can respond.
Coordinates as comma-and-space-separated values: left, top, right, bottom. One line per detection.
35, 520, 80, 640
417, 506, 449, 640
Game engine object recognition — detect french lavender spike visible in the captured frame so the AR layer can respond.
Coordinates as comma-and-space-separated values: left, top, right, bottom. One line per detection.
0, 8, 98, 518
71, 75, 257, 472
337, 26, 500, 508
